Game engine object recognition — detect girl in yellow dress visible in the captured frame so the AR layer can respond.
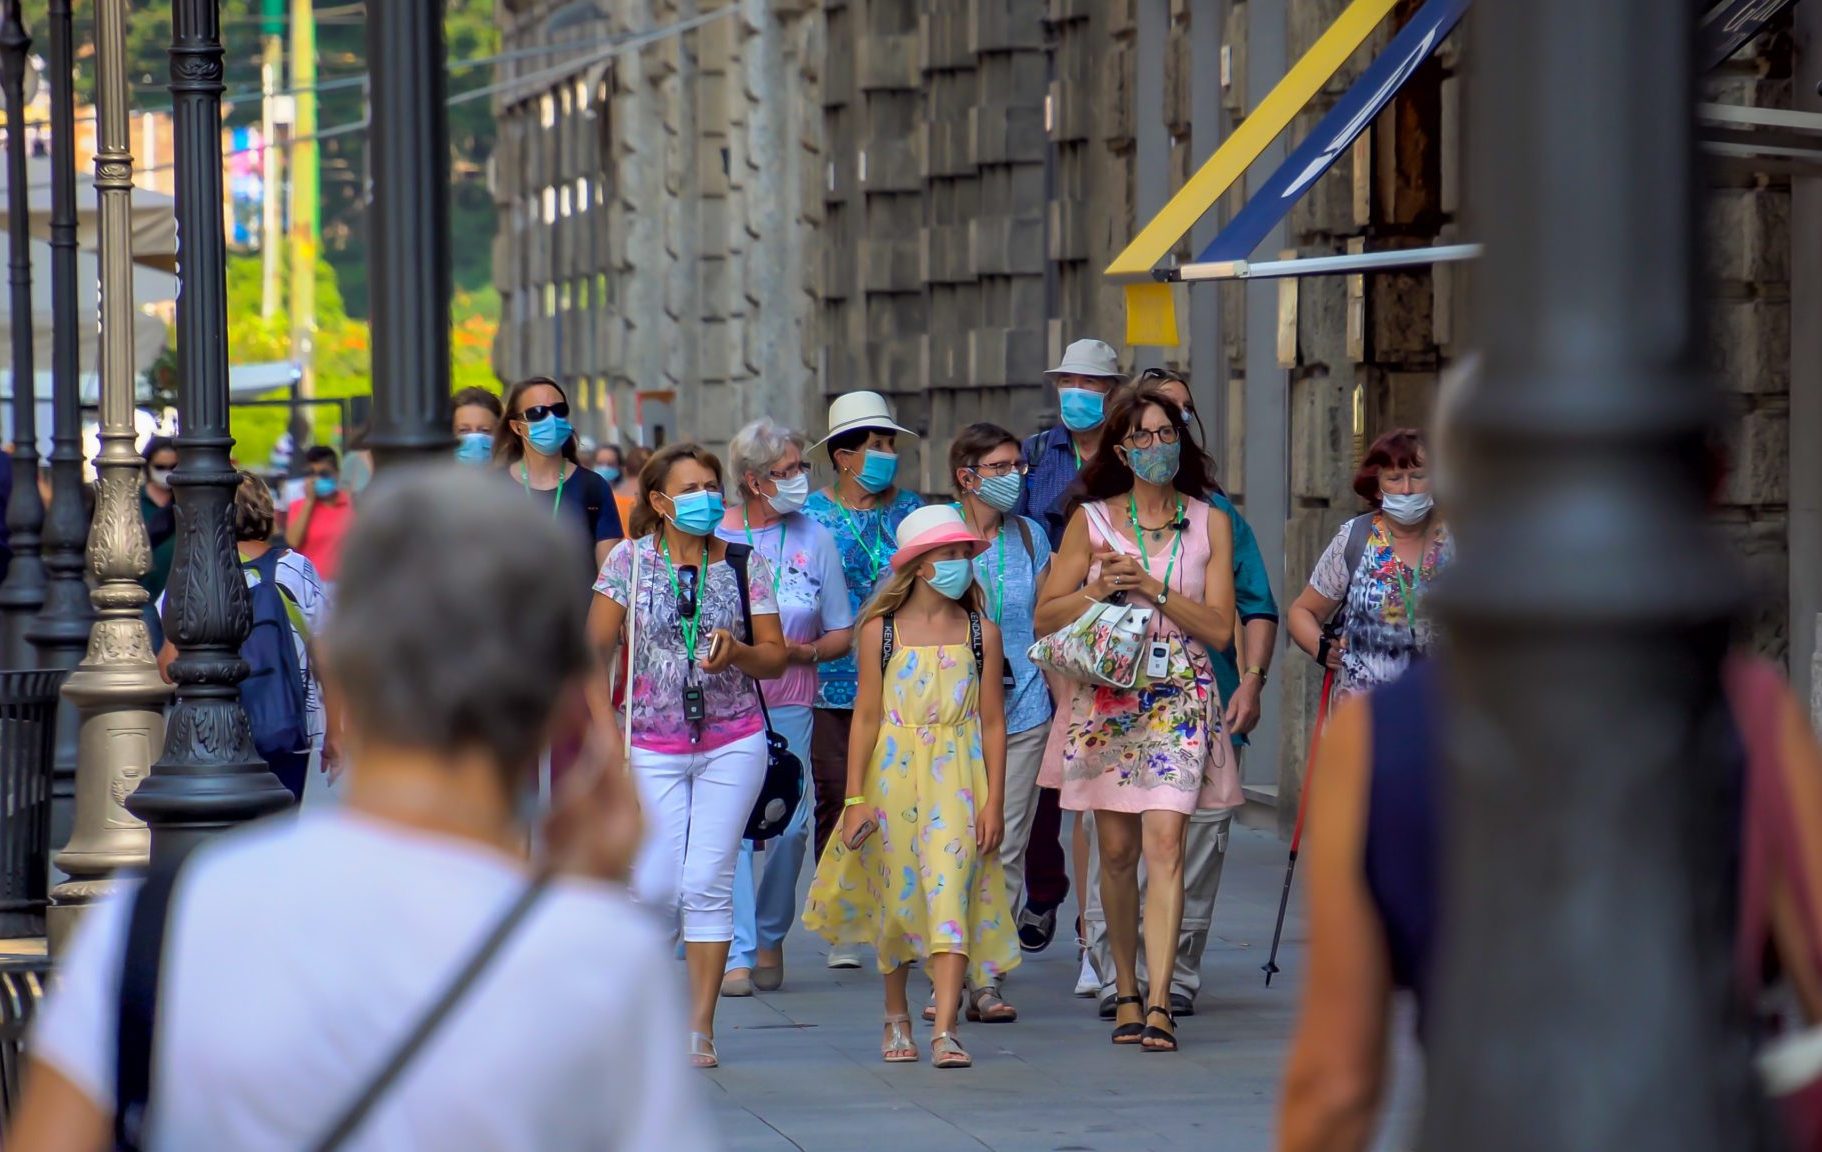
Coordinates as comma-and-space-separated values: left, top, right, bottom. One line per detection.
803, 505, 1021, 1069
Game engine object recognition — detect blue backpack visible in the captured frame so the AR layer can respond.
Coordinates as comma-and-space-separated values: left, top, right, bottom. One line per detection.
239, 548, 309, 761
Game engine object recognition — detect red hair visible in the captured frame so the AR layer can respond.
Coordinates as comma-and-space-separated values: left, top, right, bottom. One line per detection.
1352, 428, 1428, 507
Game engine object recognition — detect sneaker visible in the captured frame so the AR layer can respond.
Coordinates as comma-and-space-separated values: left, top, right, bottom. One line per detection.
1016, 905, 1058, 953
1075, 951, 1099, 998
826, 944, 864, 969
1098, 991, 1118, 1020
1171, 991, 1195, 1018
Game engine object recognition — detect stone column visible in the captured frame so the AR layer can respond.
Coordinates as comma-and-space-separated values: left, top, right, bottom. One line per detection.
29, 0, 96, 846
128, 0, 291, 864
49, 0, 170, 952
0, 0, 43, 668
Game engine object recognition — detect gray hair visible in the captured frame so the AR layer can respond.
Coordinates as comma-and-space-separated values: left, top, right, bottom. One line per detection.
727, 418, 807, 499
320, 465, 589, 773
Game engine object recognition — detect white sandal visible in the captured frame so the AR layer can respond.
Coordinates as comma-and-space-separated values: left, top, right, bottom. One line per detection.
882, 1013, 918, 1063
688, 1031, 719, 1069
931, 1031, 972, 1069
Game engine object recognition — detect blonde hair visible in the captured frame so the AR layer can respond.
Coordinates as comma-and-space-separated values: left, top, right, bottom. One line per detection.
854, 558, 985, 649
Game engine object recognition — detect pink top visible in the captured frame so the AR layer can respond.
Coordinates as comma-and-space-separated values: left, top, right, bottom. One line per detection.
296, 497, 354, 582
1083, 496, 1213, 635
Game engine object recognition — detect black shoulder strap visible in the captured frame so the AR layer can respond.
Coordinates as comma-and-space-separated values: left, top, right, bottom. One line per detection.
721, 542, 776, 732
114, 853, 189, 1152
880, 612, 896, 672
968, 610, 985, 675
1343, 513, 1375, 576
304, 874, 552, 1152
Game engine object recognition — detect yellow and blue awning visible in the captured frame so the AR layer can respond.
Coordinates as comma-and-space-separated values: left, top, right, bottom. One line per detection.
1109, 0, 1467, 343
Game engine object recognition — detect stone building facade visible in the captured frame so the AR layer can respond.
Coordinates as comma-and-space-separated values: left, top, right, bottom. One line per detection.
491, 0, 1805, 819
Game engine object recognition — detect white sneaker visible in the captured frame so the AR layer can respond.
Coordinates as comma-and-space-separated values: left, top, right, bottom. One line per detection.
827, 944, 864, 969
1074, 950, 1099, 997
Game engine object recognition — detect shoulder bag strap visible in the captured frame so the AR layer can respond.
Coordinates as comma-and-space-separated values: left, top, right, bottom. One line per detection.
1343, 513, 1376, 577
114, 853, 189, 1152
621, 542, 639, 764
305, 873, 553, 1152
880, 612, 896, 672
1081, 501, 1131, 556
1013, 515, 1034, 561
722, 542, 776, 733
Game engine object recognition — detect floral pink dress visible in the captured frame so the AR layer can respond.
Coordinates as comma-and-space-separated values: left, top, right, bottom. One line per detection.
1039, 498, 1242, 815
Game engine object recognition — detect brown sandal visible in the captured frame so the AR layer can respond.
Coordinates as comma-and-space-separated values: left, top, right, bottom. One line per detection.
966, 985, 1019, 1023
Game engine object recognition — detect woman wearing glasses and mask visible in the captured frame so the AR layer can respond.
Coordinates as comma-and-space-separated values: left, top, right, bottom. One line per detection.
1033, 385, 1240, 1054
712, 419, 856, 997
590, 443, 789, 1068
941, 423, 1052, 1024
494, 376, 624, 571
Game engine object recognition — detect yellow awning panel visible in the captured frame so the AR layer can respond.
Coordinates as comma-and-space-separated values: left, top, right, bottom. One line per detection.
1104, 0, 1399, 278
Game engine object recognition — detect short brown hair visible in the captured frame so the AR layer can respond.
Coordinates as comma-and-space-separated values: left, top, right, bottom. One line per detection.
233, 471, 276, 542
450, 386, 503, 419
947, 422, 1019, 498
1352, 428, 1428, 507
629, 443, 725, 538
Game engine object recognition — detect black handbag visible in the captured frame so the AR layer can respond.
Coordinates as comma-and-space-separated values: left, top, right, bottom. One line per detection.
725, 543, 807, 843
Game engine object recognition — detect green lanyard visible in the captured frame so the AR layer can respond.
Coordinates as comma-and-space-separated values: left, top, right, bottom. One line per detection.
1395, 546, 1426, 633
519, 461, 567, 521
952, 503, 1006, 622
660, 537, 708, 662
1126, 493, 1183, 595
835, 496, 893, 581
743, 508, 786, 594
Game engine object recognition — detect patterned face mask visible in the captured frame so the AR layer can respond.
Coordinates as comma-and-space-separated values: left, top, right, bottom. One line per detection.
1124, 441, 1180, 486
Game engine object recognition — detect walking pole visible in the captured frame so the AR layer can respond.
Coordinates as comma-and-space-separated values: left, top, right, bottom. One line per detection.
1263, 662, 1336, 986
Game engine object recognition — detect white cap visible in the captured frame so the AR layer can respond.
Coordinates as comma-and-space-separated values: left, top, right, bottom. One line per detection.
1045, 338, 1123, 380
810, 390, 918, 449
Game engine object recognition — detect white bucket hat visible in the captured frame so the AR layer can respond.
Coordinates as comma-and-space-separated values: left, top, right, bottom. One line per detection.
811, 390, 918, 450
1045, 338, 1124, 380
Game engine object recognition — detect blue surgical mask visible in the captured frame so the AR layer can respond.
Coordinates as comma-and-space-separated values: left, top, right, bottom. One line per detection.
455, 433, 492, 465
1125, 441, 1181, 486
1058, 387, 1106, 432
599, 465, 622, 484
855, 449, 898, 494
312, 475, 338, 499
972, 471, 1023, 513
526, 414, 573, 457
925, 558, 975, 600
1380, 491, 1434, 525
667, 490, 725, 536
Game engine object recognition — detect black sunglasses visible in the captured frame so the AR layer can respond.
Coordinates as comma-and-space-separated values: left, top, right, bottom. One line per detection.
517, 402, 571, 422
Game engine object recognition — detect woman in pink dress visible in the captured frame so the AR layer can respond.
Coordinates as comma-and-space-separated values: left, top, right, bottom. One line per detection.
1034, 384, 1239, 1053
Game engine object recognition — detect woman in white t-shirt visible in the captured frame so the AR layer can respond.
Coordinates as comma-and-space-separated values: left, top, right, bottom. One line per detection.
11, 466, 708, 1152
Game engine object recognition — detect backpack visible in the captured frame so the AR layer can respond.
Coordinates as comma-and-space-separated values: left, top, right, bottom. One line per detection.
879, 605, 1014, 691
240, 548, 309, 761
1323, 513, 1378, 639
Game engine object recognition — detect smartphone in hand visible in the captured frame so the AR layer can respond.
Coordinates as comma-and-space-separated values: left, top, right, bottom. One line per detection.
705, 631, 729, 666
845, 818, 877, 850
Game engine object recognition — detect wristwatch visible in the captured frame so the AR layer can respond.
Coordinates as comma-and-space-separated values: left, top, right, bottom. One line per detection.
1155, 586, 1169, 606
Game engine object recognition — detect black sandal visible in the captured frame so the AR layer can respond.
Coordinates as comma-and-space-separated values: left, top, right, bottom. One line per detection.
1110, 995, 1145, 1045
1141, 1005, 1178, 1052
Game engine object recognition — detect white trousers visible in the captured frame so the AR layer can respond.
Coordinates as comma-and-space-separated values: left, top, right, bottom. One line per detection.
630, 729, 768, 943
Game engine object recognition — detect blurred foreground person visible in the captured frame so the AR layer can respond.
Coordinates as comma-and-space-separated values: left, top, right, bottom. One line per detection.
9, 466, 709, 1152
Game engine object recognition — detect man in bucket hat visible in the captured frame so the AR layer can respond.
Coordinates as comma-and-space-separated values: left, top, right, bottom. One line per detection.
803, 391, 925, 969
1010, 339, 1126, 959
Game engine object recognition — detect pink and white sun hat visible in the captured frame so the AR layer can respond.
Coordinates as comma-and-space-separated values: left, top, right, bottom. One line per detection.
891, 505, 987, 570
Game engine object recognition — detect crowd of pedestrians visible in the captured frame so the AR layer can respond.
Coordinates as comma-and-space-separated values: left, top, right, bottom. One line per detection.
14, 333, 1482, 1148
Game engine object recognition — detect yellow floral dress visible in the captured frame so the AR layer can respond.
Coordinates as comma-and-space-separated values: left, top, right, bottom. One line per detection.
802, 635, 1022, 986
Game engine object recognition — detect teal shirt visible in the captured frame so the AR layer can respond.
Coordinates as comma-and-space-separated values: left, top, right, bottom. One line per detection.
1210, 493, 1278, 744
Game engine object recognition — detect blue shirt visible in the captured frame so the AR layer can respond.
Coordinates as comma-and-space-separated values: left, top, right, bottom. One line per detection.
969, 513, 1053, 735
803, 487, 923, 709
1014, 425, 1082, 550
1209, 494, 1279, 746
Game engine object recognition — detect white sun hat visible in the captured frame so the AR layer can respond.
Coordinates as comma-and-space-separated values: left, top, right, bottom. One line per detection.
810, 390, 918, 450
1045, 338, 1124, 380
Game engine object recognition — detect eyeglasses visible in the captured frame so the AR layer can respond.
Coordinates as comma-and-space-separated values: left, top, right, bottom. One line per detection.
767, 462, 812, 481
1137, 367, 1186, 386
516, 402, 571, 422
969, 460, 1029, 478
1124, 426, 1180, 450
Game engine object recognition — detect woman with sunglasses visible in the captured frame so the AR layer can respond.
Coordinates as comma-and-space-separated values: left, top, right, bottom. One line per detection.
712, 419, 855, 998
1034, 385, 1240, 1054
494, 376, 624, 571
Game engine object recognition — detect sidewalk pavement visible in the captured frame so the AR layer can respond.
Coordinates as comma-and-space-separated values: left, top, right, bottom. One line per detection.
698, 822, 1421, 1152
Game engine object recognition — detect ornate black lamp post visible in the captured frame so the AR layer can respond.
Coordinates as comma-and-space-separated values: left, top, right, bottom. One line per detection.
0, 0, 44, 668
1424, 1, 1766, 1149
127, 0, 291, 861
363, 0, 454, 470
27, 0, 95, 837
